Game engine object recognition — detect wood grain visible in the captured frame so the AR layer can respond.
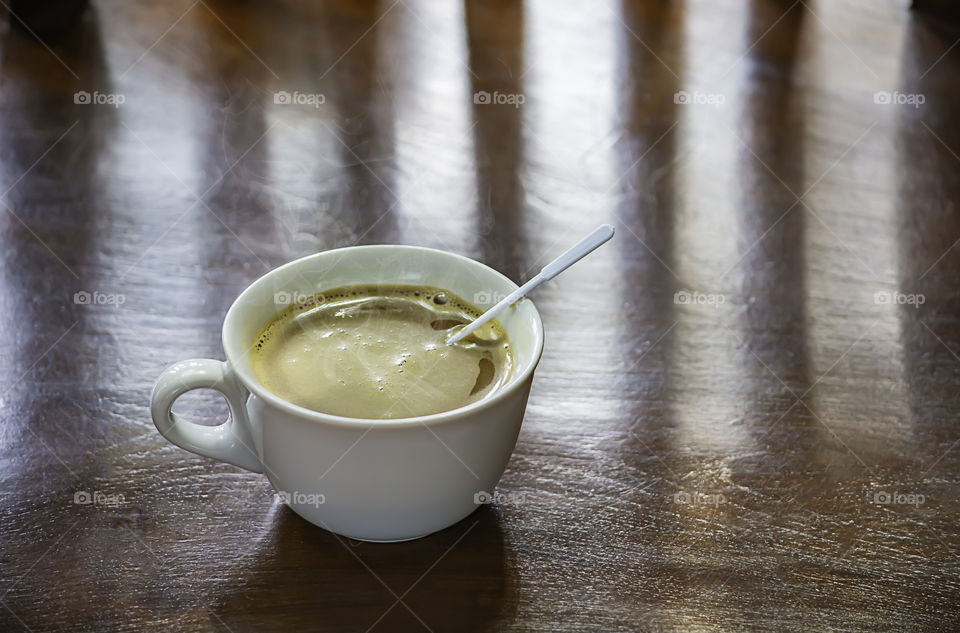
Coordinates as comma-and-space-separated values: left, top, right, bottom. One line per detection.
1, 0, 959, 631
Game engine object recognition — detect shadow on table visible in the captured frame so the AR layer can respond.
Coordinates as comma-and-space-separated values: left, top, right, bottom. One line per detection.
734, 0, 816, 471
212, 504, 515, 632
314, 0, 400, 247
896, 18, 960, 460
465, 0, 528, 282
0, 3, 118, 452
189, 0, 279, 313
613, 0, 681, 477
191, 0, 400, 283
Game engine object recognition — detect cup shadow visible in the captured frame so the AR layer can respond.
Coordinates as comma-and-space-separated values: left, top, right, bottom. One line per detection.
211, 504, 516, 633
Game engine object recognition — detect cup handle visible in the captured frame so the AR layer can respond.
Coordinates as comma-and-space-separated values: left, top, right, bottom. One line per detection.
150, 359, 263, 473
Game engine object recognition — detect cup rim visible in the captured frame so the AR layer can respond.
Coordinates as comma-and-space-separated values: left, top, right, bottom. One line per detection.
222, 244, 545, 428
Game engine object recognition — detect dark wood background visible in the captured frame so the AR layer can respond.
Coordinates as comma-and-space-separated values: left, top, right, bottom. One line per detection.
2, 0, 960, 631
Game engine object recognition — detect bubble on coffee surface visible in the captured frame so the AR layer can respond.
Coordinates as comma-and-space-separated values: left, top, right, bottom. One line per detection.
430, 319, 466, 330
470, 356, 496, 395
250, 284, 513, 419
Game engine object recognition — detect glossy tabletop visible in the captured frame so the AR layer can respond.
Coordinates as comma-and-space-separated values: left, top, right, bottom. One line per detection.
2, 0, 960, 631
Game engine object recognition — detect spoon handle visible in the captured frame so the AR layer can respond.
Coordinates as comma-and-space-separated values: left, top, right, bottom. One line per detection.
446, 224, 615, 345
540, 224, 615, 280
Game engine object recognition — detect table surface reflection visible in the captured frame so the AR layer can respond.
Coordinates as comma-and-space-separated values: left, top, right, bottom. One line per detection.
2, 0, 960, 631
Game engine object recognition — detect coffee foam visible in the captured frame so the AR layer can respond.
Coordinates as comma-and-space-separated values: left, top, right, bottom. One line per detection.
250, 284, 513, 419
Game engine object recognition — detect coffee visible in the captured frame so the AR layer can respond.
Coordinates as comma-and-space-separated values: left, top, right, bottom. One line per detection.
250, 285, 514, 419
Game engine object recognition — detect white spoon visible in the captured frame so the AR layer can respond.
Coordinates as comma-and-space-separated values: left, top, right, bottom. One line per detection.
446, 224, 615, 345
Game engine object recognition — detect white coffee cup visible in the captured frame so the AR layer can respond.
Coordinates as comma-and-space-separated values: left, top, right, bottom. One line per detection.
150, 245, 544, 542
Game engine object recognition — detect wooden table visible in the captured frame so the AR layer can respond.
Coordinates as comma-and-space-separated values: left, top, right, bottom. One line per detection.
2, 0, 959, 631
